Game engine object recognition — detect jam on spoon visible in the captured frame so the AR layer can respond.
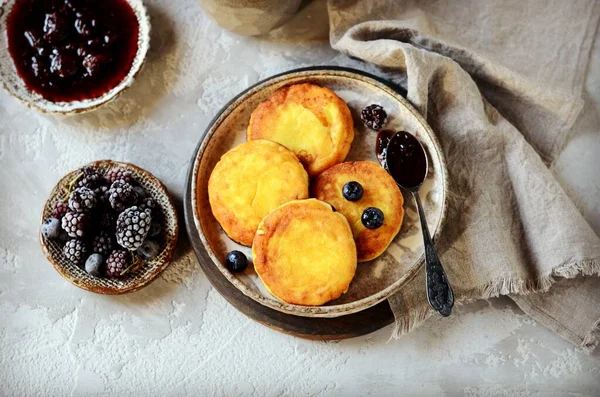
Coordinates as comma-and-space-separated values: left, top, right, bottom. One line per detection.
379, 131, 454, 317
7, 0, 139, 102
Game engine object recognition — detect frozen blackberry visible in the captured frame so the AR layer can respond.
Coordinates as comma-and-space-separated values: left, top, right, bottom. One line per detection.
76, 166, 104, 190
51, 200, 69, 219
94, 185, 110, 206
105, 250, 131, 278
105, 167, 132, 185
41, 217, 61, 239
138, 197, 156, 214
116, 206, 152, 250
108, 180, 138, 212
68, 187, 97, 212
63, 239, 88, 265
361, 104, 388, 131
62, 211, 89, 238
91, 231, 115, 256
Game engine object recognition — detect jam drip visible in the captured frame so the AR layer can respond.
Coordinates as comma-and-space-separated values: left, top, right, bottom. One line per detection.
7, 0, 139, 102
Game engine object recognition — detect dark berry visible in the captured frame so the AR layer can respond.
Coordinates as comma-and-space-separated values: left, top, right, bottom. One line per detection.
361, 207, 384, 229
132, 185, 147, 199
108, 180, 138, 212
68, 187, 96, 212
104, 167, 132, 185
49, 50, 78, 79
97, 212, 116, 231
52, 200, 69, 219
76, 166, 104, 190
226, 251, 248, 273
94, 185, 110, 206
138, 197, 156, 214
91, 231, 114, 256
63, 239, 87, 265
82, 53, 109, 77
30, 56, 46, 78
61, 211, 89, 238
361, 104, 388, 131
43, 12, 70, 43
41, 217, 61, 239
148, 220, 162, 237
342, 181, 364, 201
85, 253, 104, 276
115, 206, 152, 250
74, 13, 96, 36
105, 250, 131, 278
137, 240, 160, 260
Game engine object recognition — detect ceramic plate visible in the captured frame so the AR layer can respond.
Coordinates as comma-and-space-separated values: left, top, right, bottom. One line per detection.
190, 67, 448, 318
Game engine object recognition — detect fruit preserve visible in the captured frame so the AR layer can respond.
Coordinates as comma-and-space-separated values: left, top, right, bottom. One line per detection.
7, 0, 139, 102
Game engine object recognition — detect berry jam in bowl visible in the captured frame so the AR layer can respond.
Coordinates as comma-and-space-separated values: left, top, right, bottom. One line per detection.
0, 0, 150, 114
40, 160, 179, 294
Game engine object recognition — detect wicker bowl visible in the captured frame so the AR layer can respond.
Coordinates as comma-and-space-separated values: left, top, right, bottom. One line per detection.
40, 160, 178, 294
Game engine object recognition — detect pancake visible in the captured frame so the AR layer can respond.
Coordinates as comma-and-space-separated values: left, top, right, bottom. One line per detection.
252, 199, 357, 306
208, 140, 309, 246
247, 83, 354, 177
312, 161, 404, 262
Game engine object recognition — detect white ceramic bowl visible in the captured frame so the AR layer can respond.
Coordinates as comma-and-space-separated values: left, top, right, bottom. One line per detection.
0, 0, 150, 114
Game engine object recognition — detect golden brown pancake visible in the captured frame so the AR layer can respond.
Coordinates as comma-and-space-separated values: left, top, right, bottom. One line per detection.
252, 199, 357, 306
247, 83, 354, 177
312, 161, 404, 262
208, 140, 309, 246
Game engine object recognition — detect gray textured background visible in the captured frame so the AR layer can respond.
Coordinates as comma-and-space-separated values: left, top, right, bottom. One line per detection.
1, 0, 599, 395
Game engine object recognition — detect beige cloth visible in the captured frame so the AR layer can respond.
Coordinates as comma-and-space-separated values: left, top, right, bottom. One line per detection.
327, 0, 600, 352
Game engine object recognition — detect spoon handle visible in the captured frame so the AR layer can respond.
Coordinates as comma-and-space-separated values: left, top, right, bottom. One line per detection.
412, 191, 454, 317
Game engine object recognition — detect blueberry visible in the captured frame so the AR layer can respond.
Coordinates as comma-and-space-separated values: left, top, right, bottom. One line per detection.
132, 185, 147, 199
342, 181, 364, 201
85, 253, 104, 276
226, 250, 247, 273
361, 207, 384, 229
41, 217, 61, 239
136, 240, 160, 260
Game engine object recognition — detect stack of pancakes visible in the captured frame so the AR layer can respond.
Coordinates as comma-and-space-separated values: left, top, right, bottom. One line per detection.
208, 83, 404, 306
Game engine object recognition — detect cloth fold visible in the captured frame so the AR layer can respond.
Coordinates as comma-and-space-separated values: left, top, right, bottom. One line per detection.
327, 0, 600, 352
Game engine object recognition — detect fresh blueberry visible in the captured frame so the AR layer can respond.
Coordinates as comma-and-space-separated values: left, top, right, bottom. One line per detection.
148, 220, 162, 237
85, 253, 104, 276
361, 207, 384, 229
41, 217, 61, 239
226, 250, 247, 273
342, 181, 364, 201
136, 240, 160, 260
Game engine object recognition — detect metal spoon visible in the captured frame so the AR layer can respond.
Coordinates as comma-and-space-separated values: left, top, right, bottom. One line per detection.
381, 131, 454, 317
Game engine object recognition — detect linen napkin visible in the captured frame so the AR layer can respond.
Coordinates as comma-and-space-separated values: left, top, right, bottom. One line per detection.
327, 0, 600, 352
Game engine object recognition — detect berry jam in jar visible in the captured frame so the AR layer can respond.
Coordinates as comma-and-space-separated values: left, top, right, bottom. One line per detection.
7, 0, 139, 102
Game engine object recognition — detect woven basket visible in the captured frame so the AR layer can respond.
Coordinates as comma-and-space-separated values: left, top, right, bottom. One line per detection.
40, 160, 178, 294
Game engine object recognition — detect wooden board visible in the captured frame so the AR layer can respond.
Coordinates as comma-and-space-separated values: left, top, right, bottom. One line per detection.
184, 151, 395, 340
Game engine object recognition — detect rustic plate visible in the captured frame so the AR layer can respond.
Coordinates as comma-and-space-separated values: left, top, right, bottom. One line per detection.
40, 160, 179, 294
0, 0, 150, 114
190, 67, 448, 318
